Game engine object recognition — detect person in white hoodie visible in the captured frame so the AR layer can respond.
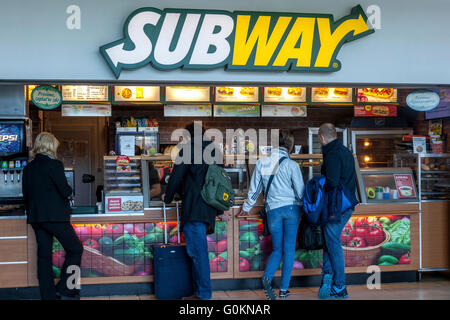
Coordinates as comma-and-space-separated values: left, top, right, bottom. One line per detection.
237, 130, 304, 300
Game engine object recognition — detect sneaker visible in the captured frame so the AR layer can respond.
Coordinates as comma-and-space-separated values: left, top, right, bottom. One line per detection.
261, 277, 276, 300
279, 290, 291, 298
318, 273, 333, 299
330, 285, 349, 299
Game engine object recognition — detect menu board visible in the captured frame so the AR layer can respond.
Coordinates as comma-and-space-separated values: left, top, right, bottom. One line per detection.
215, 86, 259, 103
114, 86, 160, 102
164, 105, 212, 117
61, 104, 111, 117
263, 87, 306, 103
356, 88, 398, 104
165, 86, 210, 102
354, 105, 397, 117
393, 174, 416, 198
310, 87, 353, 103
214, 105, 260, 117
261, 105, 307, 117
62, 85, 109, 102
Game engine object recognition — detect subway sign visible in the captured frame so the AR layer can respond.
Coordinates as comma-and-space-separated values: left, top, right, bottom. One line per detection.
100, 5, 374, 78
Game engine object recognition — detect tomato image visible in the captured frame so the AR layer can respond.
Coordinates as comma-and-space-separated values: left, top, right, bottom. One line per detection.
103, 224, 124, 239
353, 217, 368, 228
52, 250, 65, 268
210, 256, 227, 272
366, 227, 384, 246
398, 253, 411, 264
353, 227, 367, 239
369, 221, 383, 232
74, 225, 91, 242
341, 225, 354, 244
123, 224, 135, 234
239, 257, 250, 272
347, 237, 366, 248
90, 224, 104, 240
257, 223, 264, 236
83, 239, 99, 250
215, 240, 227, 254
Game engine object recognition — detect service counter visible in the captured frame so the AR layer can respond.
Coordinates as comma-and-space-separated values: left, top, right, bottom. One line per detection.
0, 154, 446, 290
1, 201, 421, 289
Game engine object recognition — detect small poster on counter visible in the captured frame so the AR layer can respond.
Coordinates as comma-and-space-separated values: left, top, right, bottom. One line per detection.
412, 136, 427, 155
393, 174, 416, 198
118, 135, 136, 156
106, 195, 144, 213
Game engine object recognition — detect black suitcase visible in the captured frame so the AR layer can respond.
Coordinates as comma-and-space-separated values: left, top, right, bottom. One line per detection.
153, 202, 194, 299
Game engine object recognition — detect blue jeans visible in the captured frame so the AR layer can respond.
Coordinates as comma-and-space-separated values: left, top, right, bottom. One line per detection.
263, 205, 301, 291
322, 209, 353, 287
183, 221, 212, 300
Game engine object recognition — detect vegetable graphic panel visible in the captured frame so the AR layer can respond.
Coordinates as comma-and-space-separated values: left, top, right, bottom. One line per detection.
341, 216, 411, 267
52, 221, 230, 278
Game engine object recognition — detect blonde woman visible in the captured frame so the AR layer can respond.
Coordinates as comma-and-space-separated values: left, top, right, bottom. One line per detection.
22, 132, 83, 300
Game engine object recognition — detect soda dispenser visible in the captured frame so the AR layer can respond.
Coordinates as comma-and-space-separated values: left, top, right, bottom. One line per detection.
0, 119, 30, 206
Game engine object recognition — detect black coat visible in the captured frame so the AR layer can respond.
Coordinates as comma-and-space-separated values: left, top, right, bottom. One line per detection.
23, 153, 72, 224
164, 141, 222, 234
321, 138, 356, 195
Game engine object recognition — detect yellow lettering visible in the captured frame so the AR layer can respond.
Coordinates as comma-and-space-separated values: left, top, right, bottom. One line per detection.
314, 14, 370, 68
272, 17, 315, 68
232, 15, 291, 66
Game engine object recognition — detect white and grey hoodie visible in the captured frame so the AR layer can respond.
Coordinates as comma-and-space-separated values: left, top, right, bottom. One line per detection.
242, 148, 305, 213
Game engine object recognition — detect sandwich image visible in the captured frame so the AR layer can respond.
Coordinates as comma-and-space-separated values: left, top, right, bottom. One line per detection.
314, 88, 329, 97
361, 88, 394, 99
217, 87, 234, 96
334, 88, 349, 97
267, 87, 282, 96
287, 87, 302, 96
240, 87, 255, 96
372, 105, 390, 116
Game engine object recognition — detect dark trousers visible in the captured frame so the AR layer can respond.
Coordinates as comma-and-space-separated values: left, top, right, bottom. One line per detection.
31, 222, 83, 300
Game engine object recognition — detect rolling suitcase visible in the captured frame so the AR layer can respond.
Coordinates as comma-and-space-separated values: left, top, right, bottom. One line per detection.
153, 202, 194, 299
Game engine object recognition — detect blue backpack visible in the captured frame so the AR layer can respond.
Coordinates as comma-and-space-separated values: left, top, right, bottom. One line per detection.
303, 176, 328, 226
303, 175, 359, 225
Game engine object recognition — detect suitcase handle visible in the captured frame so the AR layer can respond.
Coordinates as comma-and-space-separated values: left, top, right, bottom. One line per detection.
163, 201, 181, 245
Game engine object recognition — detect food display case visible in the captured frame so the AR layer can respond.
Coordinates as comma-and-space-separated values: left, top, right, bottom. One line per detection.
394, 153, 450, 201
356, 167, 419, 204
103, 156, 148, 214
350, 129, 413, 168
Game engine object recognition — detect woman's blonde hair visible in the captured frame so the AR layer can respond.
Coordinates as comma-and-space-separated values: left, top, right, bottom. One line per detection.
32, 132, 60, 158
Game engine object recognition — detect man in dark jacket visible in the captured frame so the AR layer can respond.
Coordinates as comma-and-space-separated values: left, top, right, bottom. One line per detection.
318, 123, 356, 299
162, 122, 229, 300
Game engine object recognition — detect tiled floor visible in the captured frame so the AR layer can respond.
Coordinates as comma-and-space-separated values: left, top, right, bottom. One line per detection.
81, 274, 450, 300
